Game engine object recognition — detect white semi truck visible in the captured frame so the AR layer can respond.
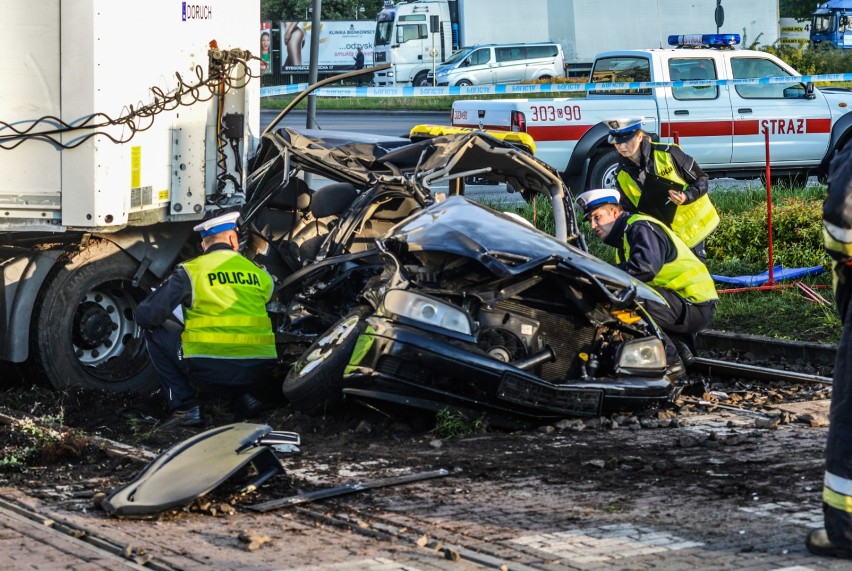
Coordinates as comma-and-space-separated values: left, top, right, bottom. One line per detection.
0, 0, 260, 391
371, 0, 780, 87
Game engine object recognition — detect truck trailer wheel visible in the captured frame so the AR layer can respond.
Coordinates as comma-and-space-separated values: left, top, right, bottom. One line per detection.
30, 242, 159, 392
588, 149, 621, 190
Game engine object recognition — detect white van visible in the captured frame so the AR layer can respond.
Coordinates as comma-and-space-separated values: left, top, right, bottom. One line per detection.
430, 43, 566, 87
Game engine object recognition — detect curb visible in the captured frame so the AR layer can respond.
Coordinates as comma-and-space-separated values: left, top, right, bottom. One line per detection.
697, 329, 837, 365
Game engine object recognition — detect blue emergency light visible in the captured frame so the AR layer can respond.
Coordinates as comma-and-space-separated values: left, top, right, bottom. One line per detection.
667, 34, 741, 48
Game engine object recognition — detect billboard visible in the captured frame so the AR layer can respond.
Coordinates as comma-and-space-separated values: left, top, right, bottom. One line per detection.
260, 21, 272, 75
280, 20, 374, 72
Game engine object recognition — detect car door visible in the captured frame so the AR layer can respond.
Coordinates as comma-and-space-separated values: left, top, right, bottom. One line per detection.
493, 46, 526, 84
727, 55, 830, 165
460, 47, 494, 85
660, 55, 733, 167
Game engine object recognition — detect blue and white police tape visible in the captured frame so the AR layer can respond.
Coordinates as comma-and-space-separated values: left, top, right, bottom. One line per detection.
260, 73, 852, 98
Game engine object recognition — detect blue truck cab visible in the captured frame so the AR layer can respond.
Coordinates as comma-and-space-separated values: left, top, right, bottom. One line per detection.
811, 0, 852, 48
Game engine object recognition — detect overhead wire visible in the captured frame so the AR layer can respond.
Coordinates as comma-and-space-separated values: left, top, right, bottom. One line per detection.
0, 48, 258, 151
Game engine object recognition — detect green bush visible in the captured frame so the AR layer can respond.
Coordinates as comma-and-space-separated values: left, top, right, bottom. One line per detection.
758, 42, 852, 77
706, 196, 830, 275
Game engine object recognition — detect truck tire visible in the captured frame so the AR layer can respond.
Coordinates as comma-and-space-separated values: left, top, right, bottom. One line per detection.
30, 241, 159, 392
282, 309, 368, 415
413, 71, 429, 87
587, 149, 621, 190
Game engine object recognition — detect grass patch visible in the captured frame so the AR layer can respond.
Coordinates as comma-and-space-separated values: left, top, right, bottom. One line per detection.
432, 408, 487, 439
483, 186, 839, 344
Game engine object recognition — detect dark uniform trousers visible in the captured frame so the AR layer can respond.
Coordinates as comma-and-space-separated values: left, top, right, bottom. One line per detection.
825, 264, 852, 549
641, 286, 716, 360
145, 326, 276, 411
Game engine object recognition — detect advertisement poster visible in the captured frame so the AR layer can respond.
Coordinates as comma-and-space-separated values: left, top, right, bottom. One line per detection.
260, 21, 272, 75
280, 20, 374, 72
779, 18, 810, 46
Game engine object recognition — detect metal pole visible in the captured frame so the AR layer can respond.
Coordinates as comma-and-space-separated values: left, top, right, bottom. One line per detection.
304, 0, 322, 187
764, 127, 774, 286
306, 0, 322, 130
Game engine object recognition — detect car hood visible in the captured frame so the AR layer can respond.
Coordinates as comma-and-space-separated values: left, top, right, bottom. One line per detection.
382, 196, 665, 304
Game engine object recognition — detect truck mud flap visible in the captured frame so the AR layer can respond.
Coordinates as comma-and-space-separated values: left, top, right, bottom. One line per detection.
101, 423, 299, 518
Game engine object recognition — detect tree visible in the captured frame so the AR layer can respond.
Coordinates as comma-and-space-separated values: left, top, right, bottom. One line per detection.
779, 0, 817, 21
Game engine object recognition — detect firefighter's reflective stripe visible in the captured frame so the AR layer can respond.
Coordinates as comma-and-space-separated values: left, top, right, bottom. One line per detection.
824, 471, 852, 512
618, 144, 719, 248
824, 221, 852, 259
620, 214, 719, 303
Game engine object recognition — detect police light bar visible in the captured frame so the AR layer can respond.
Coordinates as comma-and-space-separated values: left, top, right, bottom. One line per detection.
667, 34, 741, 48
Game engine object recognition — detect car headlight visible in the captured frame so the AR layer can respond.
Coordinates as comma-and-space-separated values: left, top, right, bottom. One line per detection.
383, 289, 472, 335
617, 337, 665, 370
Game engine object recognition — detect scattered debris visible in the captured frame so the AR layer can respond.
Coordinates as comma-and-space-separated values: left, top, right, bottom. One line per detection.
238, 529, 271, 551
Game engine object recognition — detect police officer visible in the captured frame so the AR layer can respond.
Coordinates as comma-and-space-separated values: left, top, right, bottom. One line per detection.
137, 211, 278, 429
576, 188, 719, 376
607, 117, 719, 262
806, 144, 852, 559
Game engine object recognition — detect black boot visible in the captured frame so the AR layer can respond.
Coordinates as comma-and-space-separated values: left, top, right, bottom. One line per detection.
233, 393, 263, 419
158, 404, 202, 430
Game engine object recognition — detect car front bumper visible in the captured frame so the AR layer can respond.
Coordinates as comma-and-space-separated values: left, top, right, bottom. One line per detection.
344, 317, 675, 420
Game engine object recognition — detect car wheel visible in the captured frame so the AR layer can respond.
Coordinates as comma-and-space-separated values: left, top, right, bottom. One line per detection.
282, 309, 369, 415
30, 241, 159, 392
539, 75, 552, 82
413, 71, 429, 87
455, 80, 473, 87
587, 149, 621, 190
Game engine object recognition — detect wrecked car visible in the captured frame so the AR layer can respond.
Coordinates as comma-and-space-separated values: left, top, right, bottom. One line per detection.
279, 132, 679, 424
243, 124, 541, 360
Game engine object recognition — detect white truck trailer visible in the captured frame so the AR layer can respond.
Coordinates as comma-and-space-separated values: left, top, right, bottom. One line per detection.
0, 0, 259, 391
371, 0, 779, 86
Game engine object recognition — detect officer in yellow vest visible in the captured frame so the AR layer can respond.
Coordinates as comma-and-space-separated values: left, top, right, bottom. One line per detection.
806, 144, 852, 559
576, 189, 719, 378
137, 211, 277, 430
606, 117, 719, 263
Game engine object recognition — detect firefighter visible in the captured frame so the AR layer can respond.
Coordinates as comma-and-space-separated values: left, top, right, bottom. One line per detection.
576, 188, 719, 376
607, 117, 719, 263
137, 211, 278, 430
806, 144, 852, 559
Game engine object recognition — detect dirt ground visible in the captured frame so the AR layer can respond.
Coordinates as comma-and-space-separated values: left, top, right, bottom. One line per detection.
0, 344, 845, 570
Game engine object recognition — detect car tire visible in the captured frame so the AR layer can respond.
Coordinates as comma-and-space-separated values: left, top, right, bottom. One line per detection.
282, 308, 369, 415
455, 79, 473, 87
587, 149, 621, 190
30, 241, 159, 392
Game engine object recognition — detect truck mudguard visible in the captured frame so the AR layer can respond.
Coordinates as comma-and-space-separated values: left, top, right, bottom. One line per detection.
95, 221, 197, 282
0, 250, 64, 362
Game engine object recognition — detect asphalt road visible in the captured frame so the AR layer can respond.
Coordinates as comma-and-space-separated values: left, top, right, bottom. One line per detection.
261, 109, 448, 138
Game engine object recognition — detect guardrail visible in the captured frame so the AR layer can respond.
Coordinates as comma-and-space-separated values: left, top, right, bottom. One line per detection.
260, 74, 852, 98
